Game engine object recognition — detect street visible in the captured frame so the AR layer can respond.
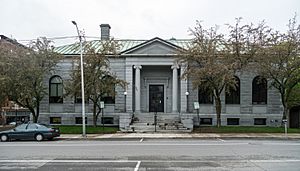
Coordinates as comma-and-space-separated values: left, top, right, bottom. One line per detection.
0, 139, 300, 170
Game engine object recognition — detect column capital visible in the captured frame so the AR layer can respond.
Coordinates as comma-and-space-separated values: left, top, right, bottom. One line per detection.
171, 64, 179, 70
134, 65, 142, 70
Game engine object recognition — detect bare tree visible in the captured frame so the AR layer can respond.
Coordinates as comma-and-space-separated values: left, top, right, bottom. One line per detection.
180, 21, 238, 127
1, 37, 62, 123
65, 39, 126, 127
255, 16, 300, 122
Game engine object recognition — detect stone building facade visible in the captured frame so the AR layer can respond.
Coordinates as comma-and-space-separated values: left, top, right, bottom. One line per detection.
38, 24, 284, 129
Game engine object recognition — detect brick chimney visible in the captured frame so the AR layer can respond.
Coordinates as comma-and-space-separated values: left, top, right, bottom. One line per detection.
100, 24, 111, 40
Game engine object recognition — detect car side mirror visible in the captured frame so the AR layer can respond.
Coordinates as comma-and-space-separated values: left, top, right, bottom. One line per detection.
13, 129, 16, 131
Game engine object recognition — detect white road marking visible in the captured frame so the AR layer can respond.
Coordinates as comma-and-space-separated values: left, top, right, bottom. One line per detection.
0, 160, 138, 163
134, 161, 141, 171
250, 159, 300, 163
140, 138, 144, 142
217, 138, 225, 142
0, 159, 299, 163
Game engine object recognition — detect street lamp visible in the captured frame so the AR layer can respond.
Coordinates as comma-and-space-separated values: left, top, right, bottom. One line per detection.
124, 91, 127, 112
72, 21, 86, 137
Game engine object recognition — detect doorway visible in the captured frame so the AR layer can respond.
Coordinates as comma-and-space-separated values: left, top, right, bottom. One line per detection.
290, 106, 300, 128
149, 85, 164, 112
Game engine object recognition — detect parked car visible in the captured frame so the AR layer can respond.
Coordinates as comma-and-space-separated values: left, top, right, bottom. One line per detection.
0, 123, 60, 142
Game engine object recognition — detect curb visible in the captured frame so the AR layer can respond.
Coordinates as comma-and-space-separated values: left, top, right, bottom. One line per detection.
58, 134, 300, 141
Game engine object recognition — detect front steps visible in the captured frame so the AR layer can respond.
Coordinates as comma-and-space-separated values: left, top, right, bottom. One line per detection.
129, 113, 192, 133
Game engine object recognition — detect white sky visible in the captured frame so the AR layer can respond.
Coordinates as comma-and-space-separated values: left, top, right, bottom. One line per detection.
1, 0, 299, 46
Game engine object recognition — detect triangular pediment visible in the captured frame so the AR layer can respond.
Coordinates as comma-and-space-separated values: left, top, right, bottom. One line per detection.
121, 37, 182, 55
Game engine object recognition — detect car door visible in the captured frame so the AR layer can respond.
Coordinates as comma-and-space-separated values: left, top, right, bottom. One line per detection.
26, 124, 38, 140
10, 124, 28, 139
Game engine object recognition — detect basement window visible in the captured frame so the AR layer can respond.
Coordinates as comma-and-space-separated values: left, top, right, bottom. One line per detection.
101, 117, 114, 124
75, 117, 87, 125
254, 118, 266, 125
227, 118, 239, 125
50, 117, 61, 124
200, 118, 212, 125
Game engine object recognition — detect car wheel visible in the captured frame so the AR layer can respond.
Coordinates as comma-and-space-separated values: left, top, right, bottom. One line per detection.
0, 134, 9, 142
35, 134, 44, 141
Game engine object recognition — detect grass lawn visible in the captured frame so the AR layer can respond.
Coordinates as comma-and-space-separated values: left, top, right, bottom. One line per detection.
54, 125, 119, 134
193, 126, 300, 133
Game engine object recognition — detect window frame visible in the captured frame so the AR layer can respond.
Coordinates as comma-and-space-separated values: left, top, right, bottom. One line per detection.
50, 117, 62, 124
225, 76, 240, 104
49, 76, 63, 103
252, 76, 268, 105
198, 87, 213, 104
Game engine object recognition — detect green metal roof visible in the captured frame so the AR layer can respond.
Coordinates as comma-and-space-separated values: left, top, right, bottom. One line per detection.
54, 38, 191, 55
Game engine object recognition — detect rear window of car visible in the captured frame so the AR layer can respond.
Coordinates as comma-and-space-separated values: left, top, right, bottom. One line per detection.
37, 124, 48, 129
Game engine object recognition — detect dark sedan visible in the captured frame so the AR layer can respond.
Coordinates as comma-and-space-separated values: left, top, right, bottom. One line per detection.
0, 123, 60, 142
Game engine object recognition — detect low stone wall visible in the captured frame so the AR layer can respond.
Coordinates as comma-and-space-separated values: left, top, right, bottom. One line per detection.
119, 113, 133, 132
181, 115, 194, 130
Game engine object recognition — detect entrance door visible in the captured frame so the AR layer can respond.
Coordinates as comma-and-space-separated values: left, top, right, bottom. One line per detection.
149, 85, 164, 112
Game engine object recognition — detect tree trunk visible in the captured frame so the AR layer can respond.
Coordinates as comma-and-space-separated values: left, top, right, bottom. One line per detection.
215, 96, 222, 128
29, 108, 37, 123
93, 103, 97, 127
34, 101, 40, 123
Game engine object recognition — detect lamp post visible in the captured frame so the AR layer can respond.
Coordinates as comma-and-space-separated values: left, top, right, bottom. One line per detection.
72, 21, 86, 137
15, 104, 18, 126
124, 91, 127, 112
185, 91, 189, 113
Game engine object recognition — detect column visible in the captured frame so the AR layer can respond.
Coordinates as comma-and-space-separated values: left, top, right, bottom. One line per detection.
125, 65, 133, 113
134, 65, 142, 113
172, 64, 179, 113
180, 65, 188, 113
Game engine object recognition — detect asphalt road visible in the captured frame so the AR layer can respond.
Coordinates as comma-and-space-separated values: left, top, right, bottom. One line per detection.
0, 139, 300, 171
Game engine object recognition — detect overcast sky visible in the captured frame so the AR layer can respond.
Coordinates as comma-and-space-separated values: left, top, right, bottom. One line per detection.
1, 0, 299, 46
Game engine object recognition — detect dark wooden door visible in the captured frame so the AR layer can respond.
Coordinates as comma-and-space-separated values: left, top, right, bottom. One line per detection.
149, 85, 164, 112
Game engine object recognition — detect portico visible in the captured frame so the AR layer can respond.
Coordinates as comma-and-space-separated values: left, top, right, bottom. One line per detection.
122, 38, 186, 114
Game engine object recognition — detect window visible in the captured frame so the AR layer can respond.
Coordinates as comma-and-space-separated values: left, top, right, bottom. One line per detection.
226, 76, 240, 104
102, 76, 115, 104
198, 87, 213, 104
252, 76, 267, 104
200, 118, 212, 125
50, 117, 61, 124
101, 117, 114, 124
75, 96, 88, 104
254, 118, 266, 125
75, 117, 87, 125
15, 124, 27, 131
49, 76, 63, 103
27, 124, 38, 130
227, 118, 240, 125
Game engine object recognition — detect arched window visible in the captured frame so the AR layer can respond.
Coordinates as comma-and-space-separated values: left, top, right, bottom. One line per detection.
252, 76, 267, 104
49, 76, 63, 103
226, 76, 240, 104
198, 87, 213, 104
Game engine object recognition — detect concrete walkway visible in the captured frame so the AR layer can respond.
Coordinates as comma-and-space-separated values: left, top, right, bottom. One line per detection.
59, 133, 300, 140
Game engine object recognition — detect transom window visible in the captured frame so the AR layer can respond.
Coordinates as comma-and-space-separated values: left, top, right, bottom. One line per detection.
49, 76, 63, 103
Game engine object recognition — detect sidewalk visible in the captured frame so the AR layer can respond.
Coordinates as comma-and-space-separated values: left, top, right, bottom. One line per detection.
59, 133, 300, 140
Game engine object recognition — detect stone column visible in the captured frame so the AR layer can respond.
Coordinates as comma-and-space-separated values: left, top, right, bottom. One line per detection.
134, 65, 142, 113
180, 65, 188, 113
125, 65, 133, 113
172, 64, 179, 113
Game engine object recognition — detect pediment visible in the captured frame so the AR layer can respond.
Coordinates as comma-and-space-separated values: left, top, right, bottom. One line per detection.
121, 37, 181, 55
